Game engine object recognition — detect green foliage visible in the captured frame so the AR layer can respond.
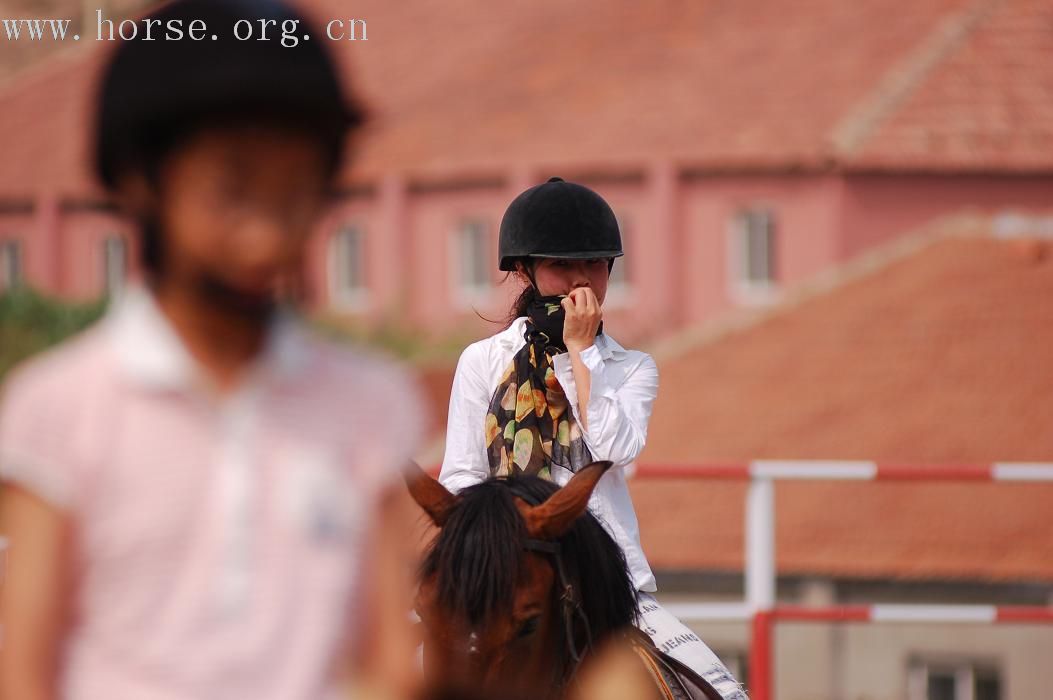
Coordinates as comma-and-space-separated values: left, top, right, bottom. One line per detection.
0, 287, 108, 381
312, 312, 478, 364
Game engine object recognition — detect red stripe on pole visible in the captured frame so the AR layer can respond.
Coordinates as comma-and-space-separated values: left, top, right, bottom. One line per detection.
634, 463, 750, 480
762, 605, 1053, 624
750, 610, 774, 700
995, 607, 1053, 623
874, 464, 992, 481
628, 462, 1053, 481
633, 463, 1003, 481
771, 606, 872, 622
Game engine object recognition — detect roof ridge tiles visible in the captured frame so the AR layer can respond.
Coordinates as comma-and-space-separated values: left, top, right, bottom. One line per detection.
828, 0, 999, 161
648, 210, 997, 363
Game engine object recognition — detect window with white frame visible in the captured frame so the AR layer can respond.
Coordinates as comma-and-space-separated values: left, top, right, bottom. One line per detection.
0, 239, 23, 292
102, 235, 126, 297
729, 207, 777, 301
453, 218, 490, 298
328, 224, 368, 309
908, 658, 1001, 700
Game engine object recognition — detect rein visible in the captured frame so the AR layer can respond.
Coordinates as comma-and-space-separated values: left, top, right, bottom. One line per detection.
523, 537, 594, 672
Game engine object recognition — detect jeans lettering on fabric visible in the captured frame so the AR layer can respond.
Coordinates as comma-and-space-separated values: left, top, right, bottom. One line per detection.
659, 631, 702, 654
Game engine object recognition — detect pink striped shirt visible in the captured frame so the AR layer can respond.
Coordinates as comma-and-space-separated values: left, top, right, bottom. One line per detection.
0, 288, 423, 699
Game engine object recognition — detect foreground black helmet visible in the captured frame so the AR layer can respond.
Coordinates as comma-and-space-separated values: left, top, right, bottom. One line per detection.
94, 0, 361, 190
498, 177, 623, 272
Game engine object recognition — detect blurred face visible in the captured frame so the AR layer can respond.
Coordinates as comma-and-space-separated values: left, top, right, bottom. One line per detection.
525, 258, 611, 304
151, 123, 330, 312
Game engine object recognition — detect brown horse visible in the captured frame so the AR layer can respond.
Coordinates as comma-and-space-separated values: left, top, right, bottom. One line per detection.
406, 461, 723, 700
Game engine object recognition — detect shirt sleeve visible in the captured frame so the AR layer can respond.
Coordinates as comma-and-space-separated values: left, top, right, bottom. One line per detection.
0, 363, 77, 510
551, 346, 659, 470
439, 343, 494, 493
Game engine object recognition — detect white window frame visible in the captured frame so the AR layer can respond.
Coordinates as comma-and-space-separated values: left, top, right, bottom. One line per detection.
450, 218, 492, 306
0, 238, 23, 292
907, 657, 1002, 700
328, 223, 370, 311
728, 206, 779, 306
102, 235, 126, 298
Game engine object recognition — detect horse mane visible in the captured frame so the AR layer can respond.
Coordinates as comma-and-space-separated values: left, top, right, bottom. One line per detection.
420, 475, 639, 643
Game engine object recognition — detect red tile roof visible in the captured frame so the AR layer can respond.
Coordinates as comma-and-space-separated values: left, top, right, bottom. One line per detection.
635, 222, 1053, 581
0, 50, 107, 198
320, 0, 990, 177
2, 0, 1051, 196
847, 0, 1053, 172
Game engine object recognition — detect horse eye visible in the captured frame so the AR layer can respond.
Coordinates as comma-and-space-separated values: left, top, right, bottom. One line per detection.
516, 616, 540, 639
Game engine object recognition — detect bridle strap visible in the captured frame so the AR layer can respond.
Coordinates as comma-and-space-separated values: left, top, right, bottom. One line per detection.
523, 538, 559, 555
524, 538, 595, 672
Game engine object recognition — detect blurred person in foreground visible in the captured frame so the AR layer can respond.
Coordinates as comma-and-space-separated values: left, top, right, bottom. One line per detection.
0, 1, 423, 698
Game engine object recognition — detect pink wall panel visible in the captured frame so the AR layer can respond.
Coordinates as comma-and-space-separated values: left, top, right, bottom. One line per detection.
680, 175, 845, 325
13, 171, 1053, 343
57, 210, 135, 301
839, 175, 1053, 258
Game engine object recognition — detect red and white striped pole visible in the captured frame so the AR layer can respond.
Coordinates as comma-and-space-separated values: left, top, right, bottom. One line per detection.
745, 477, 776, 700
634, 461, 1053, 700
635, 460, 1053, 482
769, 605, 1053, 624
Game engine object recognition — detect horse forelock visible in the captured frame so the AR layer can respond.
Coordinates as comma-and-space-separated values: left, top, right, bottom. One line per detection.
421, 475, 639, 643
422, 478, 528, 627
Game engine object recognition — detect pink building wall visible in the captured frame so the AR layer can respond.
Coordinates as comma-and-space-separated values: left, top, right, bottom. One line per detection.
306, 192, 380, 311
680, 174, 846, 324
3, 168, 1052, 343
403, 185, 509, 328
838, 175, 1053, 257
56, 209, 137, 300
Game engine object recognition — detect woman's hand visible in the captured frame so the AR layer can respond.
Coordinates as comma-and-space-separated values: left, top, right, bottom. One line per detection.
561, 286, 602, 354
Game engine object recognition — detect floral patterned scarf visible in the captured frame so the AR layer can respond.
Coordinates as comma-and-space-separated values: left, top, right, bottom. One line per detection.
485, 310, 593, 479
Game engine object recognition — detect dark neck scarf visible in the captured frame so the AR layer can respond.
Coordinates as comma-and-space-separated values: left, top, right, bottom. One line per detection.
484, 298, 595, 479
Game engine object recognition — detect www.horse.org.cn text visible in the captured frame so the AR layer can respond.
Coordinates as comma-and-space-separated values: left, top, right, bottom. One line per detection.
2, 11, 368, 46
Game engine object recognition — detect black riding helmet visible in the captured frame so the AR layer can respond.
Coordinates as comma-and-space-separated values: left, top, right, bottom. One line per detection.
94, 0, 362, 191
498, 177, 623, 272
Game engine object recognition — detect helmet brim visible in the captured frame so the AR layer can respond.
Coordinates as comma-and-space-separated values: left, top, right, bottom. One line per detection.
500, 250, 624, 271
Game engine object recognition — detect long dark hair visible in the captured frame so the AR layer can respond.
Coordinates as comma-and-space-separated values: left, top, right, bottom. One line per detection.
420, 475, 639, 648
473, 257, 536, 329
507, 277, 538, 327
494, 257, 539, 328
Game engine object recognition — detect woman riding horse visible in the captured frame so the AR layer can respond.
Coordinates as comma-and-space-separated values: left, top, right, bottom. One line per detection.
438, 178, 746, 700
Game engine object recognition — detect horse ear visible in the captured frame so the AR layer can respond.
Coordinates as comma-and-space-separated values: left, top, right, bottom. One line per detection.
516, 461, 613, 540
403, 461, 458, 527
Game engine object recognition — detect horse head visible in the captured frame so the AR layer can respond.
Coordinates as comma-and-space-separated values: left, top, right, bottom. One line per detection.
406, 461, 637, 698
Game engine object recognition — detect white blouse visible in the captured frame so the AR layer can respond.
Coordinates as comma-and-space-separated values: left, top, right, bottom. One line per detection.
439, 316, 659, 592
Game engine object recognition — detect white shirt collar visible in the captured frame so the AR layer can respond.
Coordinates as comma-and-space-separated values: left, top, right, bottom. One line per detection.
497, 316, 629, 361
107, 286, 309, 391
